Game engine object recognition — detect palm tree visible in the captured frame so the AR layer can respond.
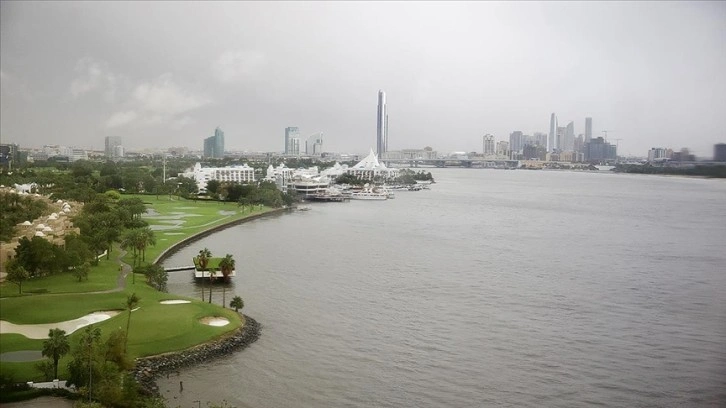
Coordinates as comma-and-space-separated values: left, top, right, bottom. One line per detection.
124, 293, 140, 353
219, 254, 236, 283
120, 229, 142, 268
197, 248, 212, 271
138, 227, 156, 262
218, 254, 236, 308
230, 296, 244, 312
198, 248, 212, 301
42, 328, 70, 380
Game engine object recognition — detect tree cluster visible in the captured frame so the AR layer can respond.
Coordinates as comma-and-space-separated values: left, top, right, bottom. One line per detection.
0, 191, 49, 242
393, 169, 435, 185
212, 180, 297, 208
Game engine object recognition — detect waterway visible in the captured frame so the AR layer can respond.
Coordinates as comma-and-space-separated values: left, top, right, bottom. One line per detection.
159, 169, 726, 408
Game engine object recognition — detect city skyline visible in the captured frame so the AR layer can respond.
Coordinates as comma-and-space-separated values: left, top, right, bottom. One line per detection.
1, 2, 725, 157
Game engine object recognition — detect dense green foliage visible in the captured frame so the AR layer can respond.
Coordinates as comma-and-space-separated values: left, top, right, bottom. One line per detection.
0, 191, 49, 242
393, 169, 435, 184
220, 180, 297, 208
334, 173, 366, 186
230, 296, 244, 312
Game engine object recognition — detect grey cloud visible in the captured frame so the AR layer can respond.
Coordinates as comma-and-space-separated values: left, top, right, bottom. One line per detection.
1, 1, 725, 156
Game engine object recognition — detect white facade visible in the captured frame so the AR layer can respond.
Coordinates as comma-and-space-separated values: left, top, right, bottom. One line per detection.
183, 162, 255, 192
265, 163, 334, 196
647, 148, 669, 162
496, 141, 510, 157
483, 134, 495, 156
347, 148, 399, 180
70, 148, 88, 162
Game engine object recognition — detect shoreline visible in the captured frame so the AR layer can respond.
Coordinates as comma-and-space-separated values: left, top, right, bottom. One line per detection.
153, 207, 288, 265
134, 206, 287, 396
134, 314, 261, 395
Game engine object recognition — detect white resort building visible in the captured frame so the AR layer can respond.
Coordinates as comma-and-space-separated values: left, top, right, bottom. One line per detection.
346, 149, 399, 180
265, 163, 333, 197
182, 162, 256, 192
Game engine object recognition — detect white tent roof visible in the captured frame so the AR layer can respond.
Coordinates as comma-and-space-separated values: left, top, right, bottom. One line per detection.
352, 148, 388, 170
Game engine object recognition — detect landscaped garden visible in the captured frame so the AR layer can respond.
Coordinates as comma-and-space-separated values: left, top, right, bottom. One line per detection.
0, 193, 276, 385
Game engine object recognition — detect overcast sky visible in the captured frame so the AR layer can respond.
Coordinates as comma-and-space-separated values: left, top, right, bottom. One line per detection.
1, 1, 724, 157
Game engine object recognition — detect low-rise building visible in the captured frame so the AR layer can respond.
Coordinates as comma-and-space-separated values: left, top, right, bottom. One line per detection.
182, 162, 255, 192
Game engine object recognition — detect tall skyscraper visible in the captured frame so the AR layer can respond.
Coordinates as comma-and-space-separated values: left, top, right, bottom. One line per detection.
483, 134, 495, 155
564, 121, 575, 152
306, 132, 324, 155
548, 113, 557, 152
585, 117, 593, 143
285, 127, 300, 155
509, 131, 523, 154
105, 136, 123, 158
556, 126, 565, 153
377, 90, 388, 156
204, 127, 225, 158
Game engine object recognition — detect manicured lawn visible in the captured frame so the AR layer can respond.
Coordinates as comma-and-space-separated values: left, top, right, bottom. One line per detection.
121, 194, 272, 266
0, 283, 242, 381
0, 256, 123, 298
0, 194, 272, 383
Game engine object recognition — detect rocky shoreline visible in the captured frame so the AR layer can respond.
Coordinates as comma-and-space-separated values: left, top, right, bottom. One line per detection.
135, 207, 285, 396
133, 314, 261, 396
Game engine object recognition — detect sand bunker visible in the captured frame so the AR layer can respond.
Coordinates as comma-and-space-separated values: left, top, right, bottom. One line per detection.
160, 300, 191, 304
0, 311, 121, 339
199, 316, 229, 327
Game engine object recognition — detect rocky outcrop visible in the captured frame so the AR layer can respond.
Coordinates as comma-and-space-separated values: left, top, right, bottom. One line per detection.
133, 315, 261, 396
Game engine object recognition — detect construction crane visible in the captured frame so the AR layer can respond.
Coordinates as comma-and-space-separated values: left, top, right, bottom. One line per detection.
601, 130, 615, 140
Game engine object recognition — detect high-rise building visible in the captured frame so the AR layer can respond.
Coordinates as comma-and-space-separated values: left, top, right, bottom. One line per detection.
563, 121, 575, 152
509, 131, 523, 154
483, 134, 495, 155
548, 113, 557, 152
585, 117, 593, 143
533, 132, 548, 147
204, 127, 225, 158
574, 134, 584, 154
585, 137, 617, 162
647, 147, 669, 162
377, 90, 388, 156
285, 127, 300, 155
105, 136, 123, 158
306, 132, 324, 155
0, 143, 20, 169
496, 140, 510, 157
556, 126, 566, 152
714, 143, 726, 162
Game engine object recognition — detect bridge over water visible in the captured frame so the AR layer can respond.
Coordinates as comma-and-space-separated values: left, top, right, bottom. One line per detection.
382, 158, 520, 168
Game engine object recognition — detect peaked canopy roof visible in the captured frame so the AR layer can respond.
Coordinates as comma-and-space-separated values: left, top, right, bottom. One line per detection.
352, 148, 388, 170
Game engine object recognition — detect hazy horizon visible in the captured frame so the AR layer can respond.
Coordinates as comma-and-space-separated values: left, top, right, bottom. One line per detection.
1, 2, 725, 157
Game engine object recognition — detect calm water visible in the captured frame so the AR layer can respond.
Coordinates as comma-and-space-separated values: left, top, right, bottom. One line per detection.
158, 169, 726, 408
